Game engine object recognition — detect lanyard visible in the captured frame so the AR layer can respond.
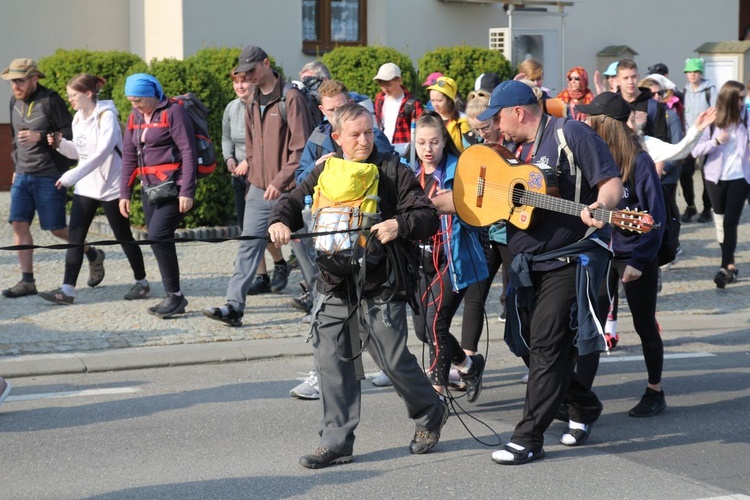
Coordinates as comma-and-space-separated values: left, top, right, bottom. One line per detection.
515, 114, 549, 163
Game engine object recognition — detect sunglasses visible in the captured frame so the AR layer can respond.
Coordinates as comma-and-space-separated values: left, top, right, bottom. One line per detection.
568, 76, 581, 81
653, 90, 665, 97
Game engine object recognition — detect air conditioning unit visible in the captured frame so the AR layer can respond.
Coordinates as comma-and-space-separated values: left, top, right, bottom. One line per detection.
489, 28, 511, 61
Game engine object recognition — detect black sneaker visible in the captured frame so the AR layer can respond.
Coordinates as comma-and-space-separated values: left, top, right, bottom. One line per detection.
680, 206, 697, 223
202, 304, 243, 327
148, 294, 188, 319
460, 354, 485, 403
291, 291, 313, 313
697, 209, 713, 223
628, 387, 667, 417
299, 447, 353, 469
270, 263, 290, 293
247, 275, 271, 295
714, 269, 730, 289
409, 399, 449, 454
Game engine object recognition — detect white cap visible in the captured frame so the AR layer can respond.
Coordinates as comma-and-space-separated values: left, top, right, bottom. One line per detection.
373, 62, 401, 81
647, 73, 676, 91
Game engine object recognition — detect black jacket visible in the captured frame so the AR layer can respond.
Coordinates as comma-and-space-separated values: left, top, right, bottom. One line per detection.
269, 148, 439, 293
9, 84, 73, 176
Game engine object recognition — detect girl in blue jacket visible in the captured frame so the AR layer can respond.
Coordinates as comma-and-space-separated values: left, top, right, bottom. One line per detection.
411, 112, 489, 402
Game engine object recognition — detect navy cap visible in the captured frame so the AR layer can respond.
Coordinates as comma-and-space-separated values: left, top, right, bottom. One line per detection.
476, 80, 538, 121
576, 92, 631, 122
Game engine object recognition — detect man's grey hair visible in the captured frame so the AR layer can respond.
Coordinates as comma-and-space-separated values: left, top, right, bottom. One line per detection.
331, 103, 372, 133
299, 61, 331, 80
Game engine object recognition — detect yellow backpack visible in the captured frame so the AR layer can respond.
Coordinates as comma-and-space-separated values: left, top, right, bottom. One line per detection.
311, 157, 382, 274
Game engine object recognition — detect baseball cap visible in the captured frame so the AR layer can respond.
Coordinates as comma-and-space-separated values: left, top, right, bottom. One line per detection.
236, 45, 268, 73
576, 92, 631, 122
474, 72, 502, 93
647, 63, 669, 76
373, 62, 401, 81
421, 71, 443, 87
476, 80, 538, 121
602, 61, 618, 77
1, 58, 45, 80
684, 58, 704, 73
427, 76, 458, 101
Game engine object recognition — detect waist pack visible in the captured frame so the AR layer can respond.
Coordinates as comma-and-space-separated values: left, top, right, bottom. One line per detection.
311, 157, 383, 275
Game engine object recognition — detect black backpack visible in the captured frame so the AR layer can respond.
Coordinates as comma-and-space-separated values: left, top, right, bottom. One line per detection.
279, 80, 324, 126
657, 184, 681, 266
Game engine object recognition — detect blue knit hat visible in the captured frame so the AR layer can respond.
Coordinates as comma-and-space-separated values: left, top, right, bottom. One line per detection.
124, 73, 164, 100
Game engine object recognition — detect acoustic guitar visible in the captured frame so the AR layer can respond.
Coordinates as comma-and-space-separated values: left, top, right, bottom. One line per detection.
453, 143, 657, 234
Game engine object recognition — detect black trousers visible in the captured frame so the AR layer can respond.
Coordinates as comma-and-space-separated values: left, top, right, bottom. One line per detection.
705, 178, 750, 268
511, 264, 602, 450
64, 195, 146, 286
679, 155, 712, 211
142, 198, 183, 294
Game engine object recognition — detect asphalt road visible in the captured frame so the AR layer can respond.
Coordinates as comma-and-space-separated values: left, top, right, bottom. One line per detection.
2, 338, 749, 500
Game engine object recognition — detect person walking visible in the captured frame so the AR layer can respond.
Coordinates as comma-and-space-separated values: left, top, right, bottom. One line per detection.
39, 73, 148, 305
119, 73, 196, 318
691, 80, 750, 288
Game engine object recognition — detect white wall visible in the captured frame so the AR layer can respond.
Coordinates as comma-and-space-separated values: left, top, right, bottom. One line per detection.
562, 0, 738, 90
0, 0, 130, 122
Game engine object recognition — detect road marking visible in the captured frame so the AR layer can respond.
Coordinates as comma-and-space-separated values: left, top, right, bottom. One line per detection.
695, 496, 750, 500
6, 387, 140, 402
600, 352, 716, 363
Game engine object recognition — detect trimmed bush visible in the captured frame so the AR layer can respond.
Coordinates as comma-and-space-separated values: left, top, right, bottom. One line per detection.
321, 46, 416, 99
418, 46, 512, 102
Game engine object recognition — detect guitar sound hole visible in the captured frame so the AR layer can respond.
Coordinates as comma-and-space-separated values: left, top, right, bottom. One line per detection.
511, 184, 525, 207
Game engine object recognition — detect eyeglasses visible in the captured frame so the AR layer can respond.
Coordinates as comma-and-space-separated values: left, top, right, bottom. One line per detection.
568, 76, 581, 81
472, 123, 494, 135
66, 92, 80, 100
9, 77, 29, 85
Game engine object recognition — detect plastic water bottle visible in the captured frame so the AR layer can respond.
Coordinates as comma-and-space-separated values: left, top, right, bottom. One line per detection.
301, 195, 313, 231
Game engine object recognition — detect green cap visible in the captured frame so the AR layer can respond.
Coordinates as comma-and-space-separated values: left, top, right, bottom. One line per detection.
683, 58, 704, 73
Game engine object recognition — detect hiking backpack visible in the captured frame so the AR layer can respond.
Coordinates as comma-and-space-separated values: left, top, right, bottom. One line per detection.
169, 93, 217, 178
279, 80, 324, 126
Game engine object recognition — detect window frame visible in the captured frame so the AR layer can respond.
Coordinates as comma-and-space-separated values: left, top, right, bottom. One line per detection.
302, 0, 367, 55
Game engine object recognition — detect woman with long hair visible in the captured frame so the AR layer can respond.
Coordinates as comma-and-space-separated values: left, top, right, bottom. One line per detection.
40, 73, 148, 305
412, 111, 488, 402
426, 77, 470, 152
692, 80, 750, 288
576, 92, 668, 417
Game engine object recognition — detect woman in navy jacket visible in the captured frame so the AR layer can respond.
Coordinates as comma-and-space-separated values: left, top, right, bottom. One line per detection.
577, 93, 668, 418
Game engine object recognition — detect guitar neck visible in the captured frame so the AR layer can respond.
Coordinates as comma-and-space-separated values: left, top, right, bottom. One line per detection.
521, 190, 611, 224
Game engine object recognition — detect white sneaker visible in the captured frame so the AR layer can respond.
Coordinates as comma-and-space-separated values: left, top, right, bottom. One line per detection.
290, 371, 320, 400
371, 370, 392, 387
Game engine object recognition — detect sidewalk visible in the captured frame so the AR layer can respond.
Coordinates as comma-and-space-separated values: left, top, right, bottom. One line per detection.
2, 175, 750, 377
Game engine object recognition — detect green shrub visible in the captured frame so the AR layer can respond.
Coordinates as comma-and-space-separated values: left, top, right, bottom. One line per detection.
38, 49, 145, 105
418, 46, 512, 102
321, 46, 416, 99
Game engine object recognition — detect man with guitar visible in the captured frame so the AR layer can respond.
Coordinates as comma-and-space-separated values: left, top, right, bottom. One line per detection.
469, 80, 623, 465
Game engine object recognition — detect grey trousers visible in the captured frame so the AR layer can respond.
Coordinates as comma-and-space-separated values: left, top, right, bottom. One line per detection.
291, 237, 319, 302
312, 293, 443, 455
226, 185, 277, 311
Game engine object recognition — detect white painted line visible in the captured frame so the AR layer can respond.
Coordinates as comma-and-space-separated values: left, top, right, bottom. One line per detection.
600, 352, 716, 363
695, 496, 750, 500
6, 387, 140, 402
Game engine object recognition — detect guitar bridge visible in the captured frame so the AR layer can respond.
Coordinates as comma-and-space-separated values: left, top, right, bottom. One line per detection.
476, 165, 486, 208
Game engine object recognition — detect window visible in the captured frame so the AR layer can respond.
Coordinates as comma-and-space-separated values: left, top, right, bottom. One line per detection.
302, 0, 367, 54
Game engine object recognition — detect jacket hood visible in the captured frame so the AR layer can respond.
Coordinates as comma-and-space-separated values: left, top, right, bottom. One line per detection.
95, 99, 119, 116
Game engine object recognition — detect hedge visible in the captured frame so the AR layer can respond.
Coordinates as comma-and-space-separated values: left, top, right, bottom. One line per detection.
322, 46, 417, 99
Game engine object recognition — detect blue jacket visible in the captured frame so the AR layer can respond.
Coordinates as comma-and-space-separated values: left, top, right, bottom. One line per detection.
295, 118, 394, 184
504, 235, 611, 357
419, 153, 489, 290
